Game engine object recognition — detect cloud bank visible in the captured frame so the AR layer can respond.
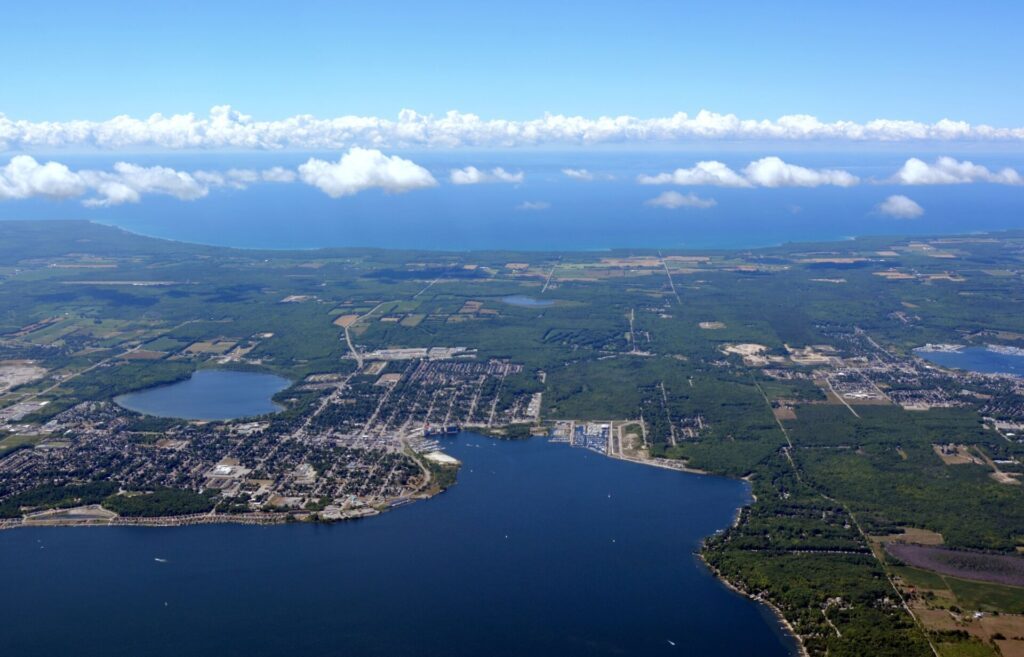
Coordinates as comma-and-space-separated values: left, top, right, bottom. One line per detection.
449, 166, 523, 185
645, 191, 717, 209
878, 195, 924, 218
0, 155, 217, 206
0, 148, 435, 206
81, 162, 209, 207
3, 151, 1017, 210
3, 106, 1024, 151
639, 157, 859, 188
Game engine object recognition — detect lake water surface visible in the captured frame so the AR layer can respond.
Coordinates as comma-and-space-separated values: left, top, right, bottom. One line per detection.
915, 347, 1024, 377
115, 369, 291, 420
501, 294, 555, 307
0, 434, 796, 657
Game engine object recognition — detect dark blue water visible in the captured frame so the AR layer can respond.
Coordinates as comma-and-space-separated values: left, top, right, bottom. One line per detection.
501, 295, 555, 307
4, 151, 1024, 250
916, 347, 1024, 377
0, 434, 796, 657
114, 369, 290, 420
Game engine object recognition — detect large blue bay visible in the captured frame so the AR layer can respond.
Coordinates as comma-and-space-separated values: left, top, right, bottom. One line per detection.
0, 434, 796, 657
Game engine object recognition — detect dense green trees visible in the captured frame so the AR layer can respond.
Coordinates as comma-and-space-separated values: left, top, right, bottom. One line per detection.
0, 481, 119, 517
101, 489, 217, 517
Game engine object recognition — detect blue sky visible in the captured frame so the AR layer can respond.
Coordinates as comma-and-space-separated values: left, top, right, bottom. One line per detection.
2, 0, 1023, 218
2, 0, 1022, 125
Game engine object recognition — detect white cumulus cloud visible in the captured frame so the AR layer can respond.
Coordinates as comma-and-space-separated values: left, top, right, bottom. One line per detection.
562, 168, 594, 181
2, 106, 1023, 151
517, 201, 550, 211
83, 181, 140, 207
645, 191, 717, 209
892, 156, 1022, 185
0, 155, 303, 207
261, 166, 297, 183
192, 170, 228, 187
743, 156, 859, 188
877, 195, 924, 218
80, 163, 212, 207
449, 166, 524, 184
298, 148, 437, 198
225, 168, 260, 186
638, 160, 752, 187
0, 155, 87, 200
194, 167, 299, 188
639, 157, 858, 188
450, 167, 485, 184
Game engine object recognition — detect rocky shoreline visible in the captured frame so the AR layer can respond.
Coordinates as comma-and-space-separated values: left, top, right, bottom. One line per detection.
0, 503, 416, 531
2, 511, 289, 530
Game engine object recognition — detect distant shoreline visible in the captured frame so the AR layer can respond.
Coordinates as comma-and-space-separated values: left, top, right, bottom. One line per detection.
42, 219, 1024, 257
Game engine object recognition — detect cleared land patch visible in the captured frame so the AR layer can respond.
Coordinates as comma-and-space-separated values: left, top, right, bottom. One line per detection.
333, 314, 360, 328
876, 527, 945, 545
933, 443, 984, 465
0, 361, 46, 393
771, 403, 797, 421
120, 349, 167, 360
887, 543, 1024, 588
185, 339, 237, 355
721, 343, 770, 366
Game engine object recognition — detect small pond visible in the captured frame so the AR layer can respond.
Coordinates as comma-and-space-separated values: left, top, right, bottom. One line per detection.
501, 295, 554, 308
115, 370, 291, 421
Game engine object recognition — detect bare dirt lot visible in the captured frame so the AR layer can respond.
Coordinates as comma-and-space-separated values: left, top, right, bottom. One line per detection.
0, 361, 47, 393
363, 361, 387, 376
120, 349, 167, 360
933, 443, 984, 465
333, 314, 360, 328
25, 504, 117, 523
721, 343, 770, 366
185, 340, 237, 355
772, 404, 797, 421
875, 527, 945, 545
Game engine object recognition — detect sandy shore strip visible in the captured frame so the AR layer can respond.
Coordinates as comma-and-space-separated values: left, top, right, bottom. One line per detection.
605, 451, 709, 475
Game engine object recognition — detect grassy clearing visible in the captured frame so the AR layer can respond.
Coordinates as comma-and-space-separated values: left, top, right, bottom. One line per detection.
936, 640, 999, 657
948, 578, 1024, 614
894, 565, 949, 590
